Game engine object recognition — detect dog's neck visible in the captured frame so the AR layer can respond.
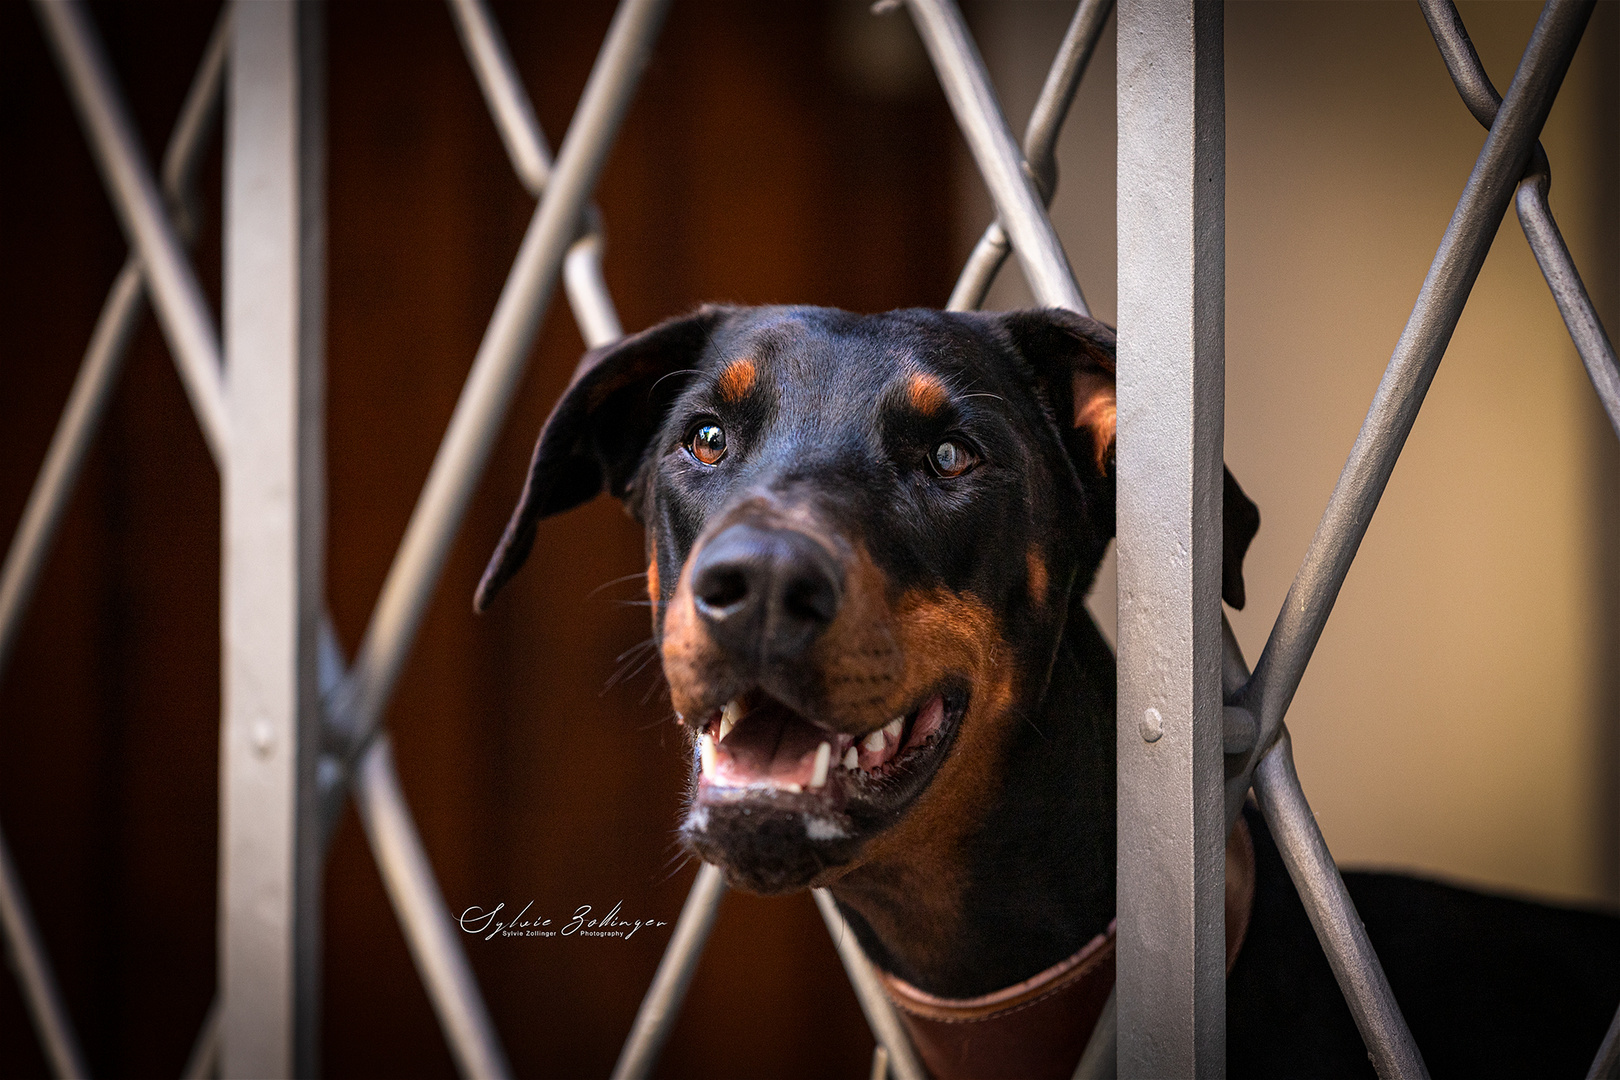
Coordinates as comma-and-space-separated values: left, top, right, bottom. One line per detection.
828, 599, 1117, 999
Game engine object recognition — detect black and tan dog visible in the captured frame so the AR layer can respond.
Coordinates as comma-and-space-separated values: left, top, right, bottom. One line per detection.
477, 305, 1620, 1078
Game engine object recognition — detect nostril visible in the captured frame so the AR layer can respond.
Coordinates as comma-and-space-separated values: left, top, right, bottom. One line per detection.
695, 566, 750, 615
782, 574, 838, 626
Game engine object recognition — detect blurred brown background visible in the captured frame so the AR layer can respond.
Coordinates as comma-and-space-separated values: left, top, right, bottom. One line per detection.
0, 1, 1615, 1078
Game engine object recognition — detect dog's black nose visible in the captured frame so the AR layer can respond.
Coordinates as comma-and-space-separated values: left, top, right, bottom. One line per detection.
690, 524, 843, 662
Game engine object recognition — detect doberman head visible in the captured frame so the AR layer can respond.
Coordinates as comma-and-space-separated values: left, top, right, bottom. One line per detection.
477, 305, 1258, 997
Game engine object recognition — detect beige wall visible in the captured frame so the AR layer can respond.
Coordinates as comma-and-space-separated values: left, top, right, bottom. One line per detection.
966, 1, 1619, 907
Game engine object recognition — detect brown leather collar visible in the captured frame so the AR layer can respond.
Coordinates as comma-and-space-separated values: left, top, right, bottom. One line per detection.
877, 818, 1255, 1080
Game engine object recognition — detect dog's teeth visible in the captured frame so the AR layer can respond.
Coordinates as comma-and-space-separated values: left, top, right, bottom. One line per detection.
862, 729, 885, 754
884, 716, 904, 741
842, 747, 859, 770
699, 734, 717, 776
810, 742, 831, 789
718, 701, 740, 743
783, 783, 803, 794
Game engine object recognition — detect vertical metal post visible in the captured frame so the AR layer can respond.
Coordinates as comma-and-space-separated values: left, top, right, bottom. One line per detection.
1115, 0, 1225, 1075
220, 2, 326, 1075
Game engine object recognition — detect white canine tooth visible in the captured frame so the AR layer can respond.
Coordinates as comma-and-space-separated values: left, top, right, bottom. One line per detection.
699, 734, 717, 776
810, 742, 831, 789
784, 783, 803, 794
719, 700, 741, 743
884, 717, 904, 741
842, 747, 859, 770
863, 729, 886, 754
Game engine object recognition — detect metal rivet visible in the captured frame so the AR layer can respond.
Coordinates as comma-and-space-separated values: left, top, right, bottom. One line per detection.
251, 719, 275, 758
1140, 707, 1164, 743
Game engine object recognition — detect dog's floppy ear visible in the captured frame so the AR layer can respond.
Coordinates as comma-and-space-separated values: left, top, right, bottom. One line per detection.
475, 306, 732, 612
999, 308, 1259, 609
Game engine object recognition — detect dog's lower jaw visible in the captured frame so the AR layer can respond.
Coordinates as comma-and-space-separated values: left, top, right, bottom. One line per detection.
680, 802, 863, 894
829, 613, 1118, 999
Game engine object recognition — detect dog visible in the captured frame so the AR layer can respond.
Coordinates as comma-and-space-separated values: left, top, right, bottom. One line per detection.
476, 305, 1620, 1078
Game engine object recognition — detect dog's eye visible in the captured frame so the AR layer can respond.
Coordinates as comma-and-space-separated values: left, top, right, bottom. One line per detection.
687, 423, 727, 466
930, 439, 975, 478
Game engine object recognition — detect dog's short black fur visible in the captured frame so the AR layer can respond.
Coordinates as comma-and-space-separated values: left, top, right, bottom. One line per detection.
479, 305, 1620, 1075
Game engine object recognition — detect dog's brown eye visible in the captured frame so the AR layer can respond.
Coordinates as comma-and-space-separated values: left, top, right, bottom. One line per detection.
931, 439, 974, 478
688, 423, 727, 466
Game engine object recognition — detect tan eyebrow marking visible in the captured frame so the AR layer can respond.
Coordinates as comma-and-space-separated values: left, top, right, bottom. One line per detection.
906, 372, 949, 416
716, 358, 757, 403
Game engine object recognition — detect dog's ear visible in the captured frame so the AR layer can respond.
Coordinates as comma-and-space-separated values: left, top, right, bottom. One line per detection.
998, 308, 1118, 481
1221, 468, 1260, 610
475, 306, 732, 612
1000, 308, 1259, 609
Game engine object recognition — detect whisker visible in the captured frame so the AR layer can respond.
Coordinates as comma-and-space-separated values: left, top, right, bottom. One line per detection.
605, 639, 659, 691
657, 847, 698, 885
588, 571, 650, 599
614, 638, 657, 665
639, 669, 671, 706
1020, 710, 1049, 742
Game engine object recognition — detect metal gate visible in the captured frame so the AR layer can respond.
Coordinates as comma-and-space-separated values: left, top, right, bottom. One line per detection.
4, 0, 1618, 1077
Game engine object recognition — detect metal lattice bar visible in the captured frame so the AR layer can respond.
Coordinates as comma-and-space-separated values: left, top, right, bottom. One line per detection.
1252, 731, 1427, 1078
32, 0, 230, 463
319, 620, 511, 1079
1232, 0, 1593, 787
609, 863, 727, 1080
906, 0, 1088, 316
446, 0, 624, 350
1591, 1007, 1620, 1080
0, 825, 87, 1079
354, 736, 513, 1079
1418, 0, 1620, 438
1115, 1, 1227, 1073
0, 13, 227, 687
326, 0, 672, 768
1227, 624, 1424, 1077
1518, 163, 1620, 433
13, 0, 654, 1073
0, 10, 231, 1077
1212, 3, 1598, 1077
947, 0, 1113, 312
813, 890, 929, 1080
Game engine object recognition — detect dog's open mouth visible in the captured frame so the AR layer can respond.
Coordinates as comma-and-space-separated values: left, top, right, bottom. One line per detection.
697, 691, 952, 795
680, 686, 967, 892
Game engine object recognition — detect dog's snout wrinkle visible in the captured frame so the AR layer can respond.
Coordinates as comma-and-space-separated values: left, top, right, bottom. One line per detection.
690, 523, 844, 663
